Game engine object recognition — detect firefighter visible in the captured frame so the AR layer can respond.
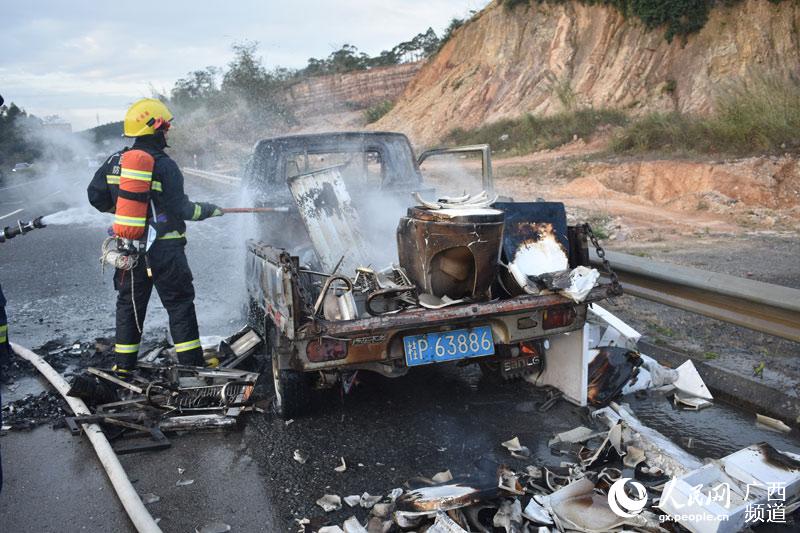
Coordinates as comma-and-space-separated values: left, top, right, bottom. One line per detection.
87, 98, 222, 374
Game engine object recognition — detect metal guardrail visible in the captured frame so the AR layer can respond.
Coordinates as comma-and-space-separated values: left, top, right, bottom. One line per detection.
591, 249, 800, 343
184, 168, 241, 185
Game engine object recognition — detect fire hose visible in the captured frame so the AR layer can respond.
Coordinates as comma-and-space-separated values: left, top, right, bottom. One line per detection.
10, 343, 163, 533
220, 207, 289, 214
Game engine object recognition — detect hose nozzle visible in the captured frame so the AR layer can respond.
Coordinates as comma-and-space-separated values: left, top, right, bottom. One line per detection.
0, 216, 47, 243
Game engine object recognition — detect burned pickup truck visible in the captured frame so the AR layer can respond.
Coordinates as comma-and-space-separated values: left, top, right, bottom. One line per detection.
243, 132, 620, 417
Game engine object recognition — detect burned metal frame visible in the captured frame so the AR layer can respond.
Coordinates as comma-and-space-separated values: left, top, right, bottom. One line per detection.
246, 131, 424, 199
416, 144, 494, 195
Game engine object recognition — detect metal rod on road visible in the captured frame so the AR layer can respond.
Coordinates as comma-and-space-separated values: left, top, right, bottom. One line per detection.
591, 250, 800, 342
220, 207, 290, 214
11, 343, 163, 533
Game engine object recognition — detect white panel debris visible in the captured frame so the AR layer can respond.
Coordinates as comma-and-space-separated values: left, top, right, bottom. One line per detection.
522, 497, 554, 525
660, 444, 800, 533
316, 494, 342, 512
587, 304, 641, 350
427, 511, 469, 533
527, 326, 590, 406
344, 495, 361, 507
342, 516, 368, 533
359, 492, 382, 509
755, 413, 792, 433
673, 360, 713, 400
431, 470, 454, 483
594, 403, 704, 477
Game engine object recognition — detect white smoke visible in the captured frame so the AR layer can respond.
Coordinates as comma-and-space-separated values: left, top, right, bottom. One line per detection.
6, 118, 122, 225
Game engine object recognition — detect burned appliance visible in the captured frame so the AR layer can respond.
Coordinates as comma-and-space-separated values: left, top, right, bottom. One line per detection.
397, 206, 505, 301
496, 202, 571, 296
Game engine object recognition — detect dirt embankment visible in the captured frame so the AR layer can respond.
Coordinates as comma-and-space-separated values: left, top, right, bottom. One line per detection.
562, 156, 800, 211
491, 137, 800, 237
376, 0, 800, 146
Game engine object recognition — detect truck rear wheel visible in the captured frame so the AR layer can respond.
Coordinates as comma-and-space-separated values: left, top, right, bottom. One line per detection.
271, 350, 312, 419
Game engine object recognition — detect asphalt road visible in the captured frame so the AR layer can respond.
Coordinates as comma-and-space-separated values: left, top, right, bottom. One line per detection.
1, 171, 799, 532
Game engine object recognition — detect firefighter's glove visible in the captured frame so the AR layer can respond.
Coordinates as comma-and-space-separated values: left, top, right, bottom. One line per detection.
197, 202, 223, 219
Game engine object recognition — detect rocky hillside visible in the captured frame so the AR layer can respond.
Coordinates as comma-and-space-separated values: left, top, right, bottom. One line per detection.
375, 0, 800, 146
285, 62, 422, 116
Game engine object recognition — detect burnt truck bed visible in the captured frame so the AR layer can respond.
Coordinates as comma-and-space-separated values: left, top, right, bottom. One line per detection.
247, 241, 615, 373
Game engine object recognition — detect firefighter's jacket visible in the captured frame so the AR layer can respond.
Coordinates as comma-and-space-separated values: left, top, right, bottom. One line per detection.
87, 134, 217, 240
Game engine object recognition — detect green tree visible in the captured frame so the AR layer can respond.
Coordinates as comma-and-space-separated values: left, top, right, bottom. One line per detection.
439, 17, 465, 47
0, 103, 43, 170
171, 67, 220, 109
221, 41, 293, 123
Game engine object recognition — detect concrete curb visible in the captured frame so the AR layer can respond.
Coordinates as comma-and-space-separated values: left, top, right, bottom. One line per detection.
640, 341, 800, 428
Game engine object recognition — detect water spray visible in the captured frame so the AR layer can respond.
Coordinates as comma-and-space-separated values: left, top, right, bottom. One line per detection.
0, 217, 47, 243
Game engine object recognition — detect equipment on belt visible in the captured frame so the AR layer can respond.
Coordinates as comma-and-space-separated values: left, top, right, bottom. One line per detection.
123, 98, 173, 138
100, 237, 139, 271
113, 150, 155, 240
0, 217, 46, 243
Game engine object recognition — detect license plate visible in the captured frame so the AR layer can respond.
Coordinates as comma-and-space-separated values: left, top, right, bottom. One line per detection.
404, 326, 494, 367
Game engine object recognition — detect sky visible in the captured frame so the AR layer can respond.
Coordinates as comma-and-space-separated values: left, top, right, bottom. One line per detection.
1, 0, 490, 131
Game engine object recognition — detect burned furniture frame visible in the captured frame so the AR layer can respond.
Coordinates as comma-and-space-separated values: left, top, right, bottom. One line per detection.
65, 365, 259, 453
416, 144, 493, 195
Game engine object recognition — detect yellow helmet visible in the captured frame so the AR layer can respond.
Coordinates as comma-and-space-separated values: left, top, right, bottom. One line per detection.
123, 98, 174, 137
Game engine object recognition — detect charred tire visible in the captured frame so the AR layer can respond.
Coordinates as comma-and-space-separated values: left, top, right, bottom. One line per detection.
271, 351, 312, 419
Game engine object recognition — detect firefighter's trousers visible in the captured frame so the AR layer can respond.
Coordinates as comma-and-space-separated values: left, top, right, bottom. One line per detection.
114, 240, 204, 369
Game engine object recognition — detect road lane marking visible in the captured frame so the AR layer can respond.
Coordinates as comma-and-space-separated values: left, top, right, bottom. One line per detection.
0, 208, 24, 221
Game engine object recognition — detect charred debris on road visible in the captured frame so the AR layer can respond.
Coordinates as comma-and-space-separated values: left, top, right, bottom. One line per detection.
2, 327, 263, 453
300, 422, 800, 533
292, 303, 800, 532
